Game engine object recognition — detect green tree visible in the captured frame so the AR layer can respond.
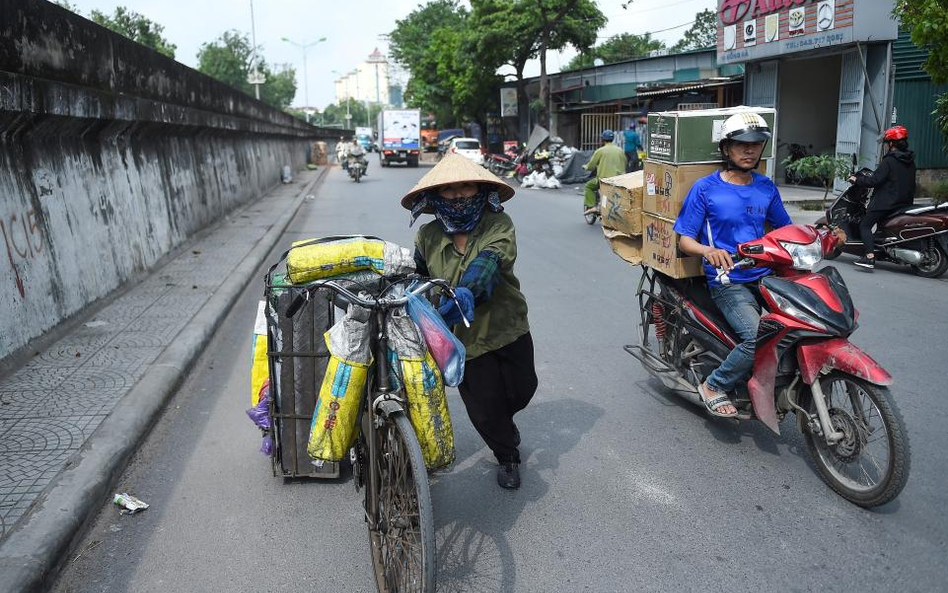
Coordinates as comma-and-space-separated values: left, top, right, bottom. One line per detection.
90, 6, 177, 58
671, 9, 718, 53
894, 1, 948, 142
319, 101, 384, 130
197, 31, 297, 110
783, 154, 853, 206
565, 33, 666, 70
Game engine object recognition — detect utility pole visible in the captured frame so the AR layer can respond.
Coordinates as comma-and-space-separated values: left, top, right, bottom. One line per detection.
248, 0, 263, 100
282, 36, 327, 121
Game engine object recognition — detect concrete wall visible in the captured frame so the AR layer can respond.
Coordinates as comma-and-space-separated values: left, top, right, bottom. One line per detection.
0, 0, 333, 362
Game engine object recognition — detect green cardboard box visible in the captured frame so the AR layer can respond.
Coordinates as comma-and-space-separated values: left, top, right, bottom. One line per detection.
646, 106, 777, 165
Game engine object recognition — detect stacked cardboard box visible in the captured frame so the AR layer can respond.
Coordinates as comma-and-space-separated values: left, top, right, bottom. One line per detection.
642, 107, 775, 279
598, 170, 644, 265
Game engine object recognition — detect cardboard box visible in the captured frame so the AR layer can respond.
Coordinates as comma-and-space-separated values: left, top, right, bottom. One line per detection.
642, 213, 704, 279
599, 170, 644, 236
642, 160, 768, 219
602, 227, 643, 265
646, 106, 776, 165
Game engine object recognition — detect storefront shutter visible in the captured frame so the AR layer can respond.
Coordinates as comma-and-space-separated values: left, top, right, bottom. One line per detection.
745, 61, 779, 178
835, 49, 865, 193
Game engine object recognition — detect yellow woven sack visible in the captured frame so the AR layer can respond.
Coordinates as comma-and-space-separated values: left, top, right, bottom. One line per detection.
287, 238, 385, 284
306, 343, 368, 461
398, 351, 456, 470
250, 301, 269, 406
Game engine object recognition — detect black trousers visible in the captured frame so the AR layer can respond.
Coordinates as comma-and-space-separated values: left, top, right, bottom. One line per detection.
859, 209, 894, 255
457, 332, 538, 464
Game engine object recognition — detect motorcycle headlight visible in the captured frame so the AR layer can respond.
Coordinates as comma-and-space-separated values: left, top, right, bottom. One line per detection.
779, 239, 822, 271
768, 291, 829, 332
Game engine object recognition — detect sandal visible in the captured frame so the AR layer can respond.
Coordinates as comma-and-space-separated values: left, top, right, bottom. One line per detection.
698, 382, 738, 418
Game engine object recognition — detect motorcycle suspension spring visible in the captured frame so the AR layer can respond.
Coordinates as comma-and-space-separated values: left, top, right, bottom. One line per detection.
652, 301, 666, 340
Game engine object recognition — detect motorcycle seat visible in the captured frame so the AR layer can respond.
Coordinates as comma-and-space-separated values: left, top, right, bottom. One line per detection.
903, 203, 948, 216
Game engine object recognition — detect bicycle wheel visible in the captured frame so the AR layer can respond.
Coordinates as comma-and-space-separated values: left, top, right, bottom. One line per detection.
368, 411, 436, 593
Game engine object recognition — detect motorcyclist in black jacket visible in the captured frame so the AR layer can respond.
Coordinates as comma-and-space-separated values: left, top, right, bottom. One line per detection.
848, 125, 916, 270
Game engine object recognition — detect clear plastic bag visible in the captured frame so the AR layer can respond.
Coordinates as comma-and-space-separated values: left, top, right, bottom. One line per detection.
405, 289, 466, 387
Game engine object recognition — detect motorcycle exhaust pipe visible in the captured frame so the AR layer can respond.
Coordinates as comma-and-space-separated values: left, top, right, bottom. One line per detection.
888, 248, 925, 265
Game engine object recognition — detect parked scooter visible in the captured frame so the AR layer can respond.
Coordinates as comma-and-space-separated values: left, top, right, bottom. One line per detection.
629, 224, 909, 508
816, 163, 948, 278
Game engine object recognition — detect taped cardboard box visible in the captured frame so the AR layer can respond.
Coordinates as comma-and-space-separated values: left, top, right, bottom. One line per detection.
642, 213, 703, 279
646, 106, 776, 165
599, 170, 644, 236
643, 160, 767, 219
602, 227, 643, 265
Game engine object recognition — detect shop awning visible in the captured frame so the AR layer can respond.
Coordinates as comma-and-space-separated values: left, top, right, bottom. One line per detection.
635, 78, 741, 98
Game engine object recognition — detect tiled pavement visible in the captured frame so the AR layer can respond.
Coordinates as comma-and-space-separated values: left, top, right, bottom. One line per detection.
0, 170, 319, 542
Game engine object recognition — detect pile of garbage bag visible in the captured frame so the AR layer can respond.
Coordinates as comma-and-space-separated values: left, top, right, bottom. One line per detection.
520, 171, 563, 189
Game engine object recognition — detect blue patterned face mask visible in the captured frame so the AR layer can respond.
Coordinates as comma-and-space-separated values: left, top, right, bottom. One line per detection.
410, 188, 503, 234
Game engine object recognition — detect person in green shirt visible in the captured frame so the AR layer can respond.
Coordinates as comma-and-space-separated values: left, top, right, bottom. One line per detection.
583, 129, 627, 213
401, 154, 538, 490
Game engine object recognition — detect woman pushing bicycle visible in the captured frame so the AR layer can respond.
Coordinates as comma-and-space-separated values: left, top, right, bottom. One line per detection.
401, 154, 538, 490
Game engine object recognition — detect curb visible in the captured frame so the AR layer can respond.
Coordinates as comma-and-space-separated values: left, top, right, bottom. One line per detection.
0, 167, 329, 592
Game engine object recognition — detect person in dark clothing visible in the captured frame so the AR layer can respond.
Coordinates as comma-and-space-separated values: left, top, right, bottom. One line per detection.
848, 125, 916, 270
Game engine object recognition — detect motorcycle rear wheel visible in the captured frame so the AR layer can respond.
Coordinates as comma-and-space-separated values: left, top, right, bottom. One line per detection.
911, 243, 948, 278
803, 372, 909, 508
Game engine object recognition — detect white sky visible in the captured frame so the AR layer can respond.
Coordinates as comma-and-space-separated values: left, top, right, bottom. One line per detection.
61, 0, 718, 109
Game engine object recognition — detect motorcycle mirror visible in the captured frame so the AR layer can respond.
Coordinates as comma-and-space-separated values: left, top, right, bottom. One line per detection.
741, 244, 765, 255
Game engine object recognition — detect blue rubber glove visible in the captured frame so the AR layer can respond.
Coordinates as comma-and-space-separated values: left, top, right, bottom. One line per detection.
437, 287, 474, 327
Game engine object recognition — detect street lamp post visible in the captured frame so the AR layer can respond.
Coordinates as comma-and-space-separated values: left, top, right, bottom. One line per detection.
249, 0, 262, 100
282, 36, 327, 122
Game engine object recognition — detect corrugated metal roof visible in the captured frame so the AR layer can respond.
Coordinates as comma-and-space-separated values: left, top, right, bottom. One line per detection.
893, 30, 931, 81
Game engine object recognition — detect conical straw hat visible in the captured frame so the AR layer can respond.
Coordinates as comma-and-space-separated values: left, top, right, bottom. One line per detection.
400, 153, 516, 211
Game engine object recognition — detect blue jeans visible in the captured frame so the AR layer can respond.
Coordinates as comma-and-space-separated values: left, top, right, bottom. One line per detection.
705, 282, 762, 393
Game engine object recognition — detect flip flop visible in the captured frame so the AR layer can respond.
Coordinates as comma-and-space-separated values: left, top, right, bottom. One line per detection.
698, 382, 738, 418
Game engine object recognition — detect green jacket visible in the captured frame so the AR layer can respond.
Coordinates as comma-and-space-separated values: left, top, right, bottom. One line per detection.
584, 143, 626, 180
415, 211, 530, 359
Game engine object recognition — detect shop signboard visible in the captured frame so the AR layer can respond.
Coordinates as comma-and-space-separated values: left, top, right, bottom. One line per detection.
716, 0, 898, 64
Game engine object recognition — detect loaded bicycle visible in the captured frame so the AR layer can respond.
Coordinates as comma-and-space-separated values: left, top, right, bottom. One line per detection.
283, 274, 458, 593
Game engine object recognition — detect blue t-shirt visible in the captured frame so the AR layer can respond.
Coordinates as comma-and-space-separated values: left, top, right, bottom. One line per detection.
673, 171, 792, 286
623, 129, 641, 153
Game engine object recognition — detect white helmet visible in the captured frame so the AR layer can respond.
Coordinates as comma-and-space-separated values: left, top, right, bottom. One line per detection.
719, 112, 772, 146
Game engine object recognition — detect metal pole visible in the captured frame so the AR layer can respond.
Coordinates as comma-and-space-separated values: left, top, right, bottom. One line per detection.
303, 50, 309, 111
250, 0, 260, 100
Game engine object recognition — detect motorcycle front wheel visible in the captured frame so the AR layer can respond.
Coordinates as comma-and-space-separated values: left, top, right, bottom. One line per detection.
803, 372, 910, 508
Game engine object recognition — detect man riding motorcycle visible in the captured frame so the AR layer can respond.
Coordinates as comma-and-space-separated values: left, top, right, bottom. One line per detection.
583, 129, 627, 215
347, 140, 368, 176
846, 125, 916, 270
673, 112, 845, 418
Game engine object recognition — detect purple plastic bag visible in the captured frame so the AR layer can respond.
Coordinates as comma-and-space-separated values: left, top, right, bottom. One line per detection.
246, 379, 271, 429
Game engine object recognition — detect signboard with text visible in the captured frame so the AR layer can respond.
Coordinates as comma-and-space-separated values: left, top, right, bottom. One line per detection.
716, 0, 898, 64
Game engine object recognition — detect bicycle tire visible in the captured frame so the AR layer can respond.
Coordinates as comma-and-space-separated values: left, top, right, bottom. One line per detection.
367, 411, 436, 593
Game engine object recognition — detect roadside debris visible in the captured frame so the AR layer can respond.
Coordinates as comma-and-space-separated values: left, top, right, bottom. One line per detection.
113, 493, 149, 515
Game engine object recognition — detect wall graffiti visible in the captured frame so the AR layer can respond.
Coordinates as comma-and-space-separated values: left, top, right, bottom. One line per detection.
1, 209, 44, 298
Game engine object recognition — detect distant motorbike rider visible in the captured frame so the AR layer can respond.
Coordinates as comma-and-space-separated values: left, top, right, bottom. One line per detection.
847, 125, 916, 270
337, 136, 350, 170
347, 139, 368, 176
623, 123, 643, 173
583, 130, 627, 214
674, 112, 845, 418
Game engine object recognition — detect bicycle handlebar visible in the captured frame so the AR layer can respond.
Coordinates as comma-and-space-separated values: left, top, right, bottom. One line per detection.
283, 276, 455, 319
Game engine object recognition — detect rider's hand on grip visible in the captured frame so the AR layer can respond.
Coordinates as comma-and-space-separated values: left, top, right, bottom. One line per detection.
437, 287, 474, 327
704, 248, 734, 271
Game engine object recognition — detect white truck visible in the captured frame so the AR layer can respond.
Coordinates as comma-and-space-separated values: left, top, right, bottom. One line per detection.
377, 109, 421, 167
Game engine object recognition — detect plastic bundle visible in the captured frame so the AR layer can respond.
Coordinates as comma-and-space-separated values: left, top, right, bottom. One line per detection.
306, 305, 373, 461
246, 379, 273, 456
387, 307, 455, 469
405, 289, 465, 387
286, 236, 414, 284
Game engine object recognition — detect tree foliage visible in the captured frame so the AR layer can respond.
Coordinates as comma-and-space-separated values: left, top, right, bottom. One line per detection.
197, 31, 297, 110
895, 0, 948, 84
389, 1, 498, 126
90, 6, 177, 58
566, 33, 666, 70
318, 101, 385, 130
671, 9, 718, 53
783, 154, 852, 205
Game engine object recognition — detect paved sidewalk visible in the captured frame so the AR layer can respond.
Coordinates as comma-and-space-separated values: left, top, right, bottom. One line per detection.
0, 167, 326, 591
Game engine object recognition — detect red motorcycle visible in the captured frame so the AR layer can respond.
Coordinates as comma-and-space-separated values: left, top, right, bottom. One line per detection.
629, 224, 909, 507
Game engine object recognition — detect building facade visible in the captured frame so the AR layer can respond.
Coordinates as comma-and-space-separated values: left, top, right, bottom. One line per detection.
334, 48, 391, 106
714, 0, 941, 187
